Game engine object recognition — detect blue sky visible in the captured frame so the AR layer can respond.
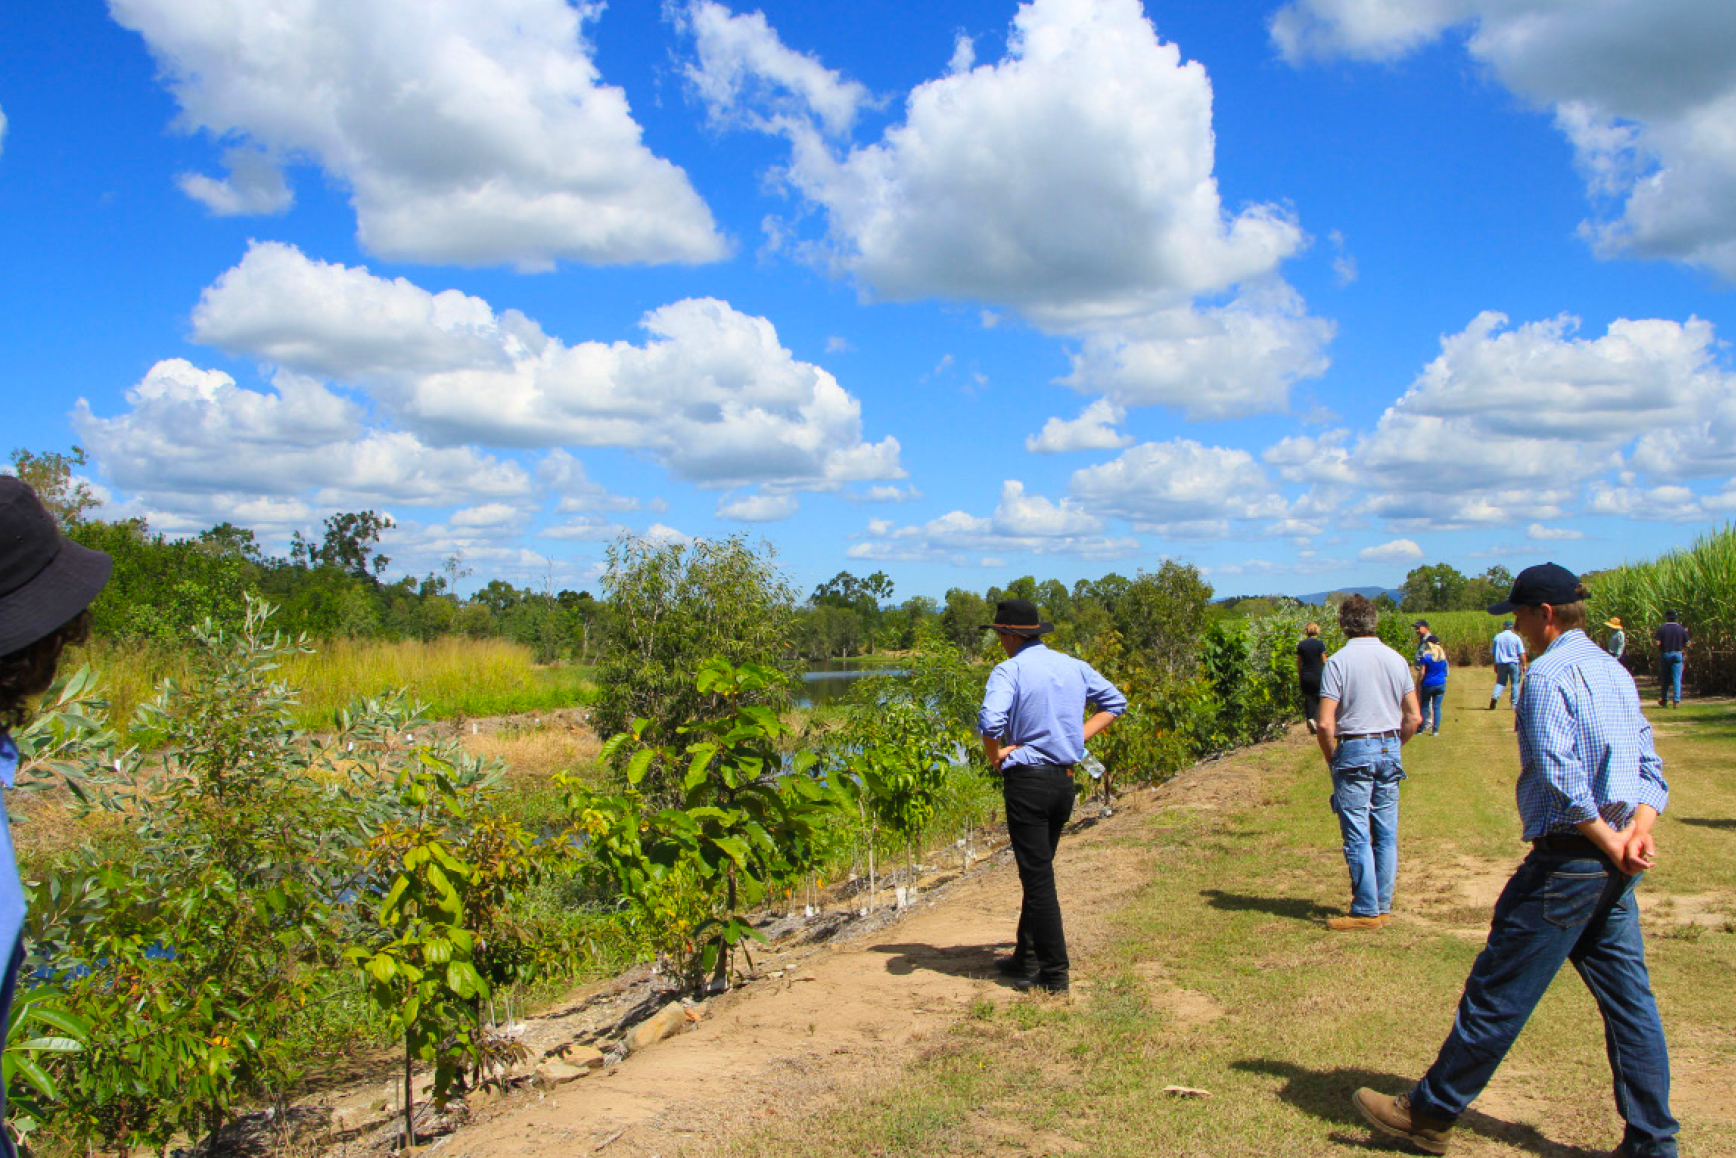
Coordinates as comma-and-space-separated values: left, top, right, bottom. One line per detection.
4, 0, 1735, 601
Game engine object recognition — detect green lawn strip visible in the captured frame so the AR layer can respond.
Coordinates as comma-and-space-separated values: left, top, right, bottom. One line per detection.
711, 680, 1736, 1157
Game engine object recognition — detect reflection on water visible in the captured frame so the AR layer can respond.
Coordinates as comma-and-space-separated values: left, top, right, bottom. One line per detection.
798, 660, 909, 707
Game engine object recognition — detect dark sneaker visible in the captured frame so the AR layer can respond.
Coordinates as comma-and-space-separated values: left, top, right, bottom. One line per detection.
1352, 1089, 1452, 1155
994, 955, 1036, 979
1011, 972, 1069, 994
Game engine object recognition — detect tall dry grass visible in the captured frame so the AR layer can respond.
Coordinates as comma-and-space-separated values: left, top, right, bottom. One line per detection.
65, 635, 595, 733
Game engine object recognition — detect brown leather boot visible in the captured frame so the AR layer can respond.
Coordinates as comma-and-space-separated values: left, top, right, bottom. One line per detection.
1352, 1089, 1453, 1154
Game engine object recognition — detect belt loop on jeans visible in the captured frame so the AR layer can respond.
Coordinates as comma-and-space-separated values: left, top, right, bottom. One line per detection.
1339, 730, 1399, 740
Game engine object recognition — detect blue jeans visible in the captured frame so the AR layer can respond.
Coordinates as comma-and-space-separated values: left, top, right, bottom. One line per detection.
1493, 661, 1520, 705
1659, 652, 1683, 705
1420, 685, 1445, 733
1329, 736, 1404, 917
1411, 846, 1677, 1157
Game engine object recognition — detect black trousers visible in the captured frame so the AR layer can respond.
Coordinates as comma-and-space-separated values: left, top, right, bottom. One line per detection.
1300, 673, 1322, 724
1004, 764, 1076, 979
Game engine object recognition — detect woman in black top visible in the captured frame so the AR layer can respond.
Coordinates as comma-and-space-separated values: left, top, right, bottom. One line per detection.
1296, 621, 1328, 734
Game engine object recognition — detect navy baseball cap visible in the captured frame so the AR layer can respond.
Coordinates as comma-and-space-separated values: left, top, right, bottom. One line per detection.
1487, 562, 1581, 615
1411, 619, 1429, 628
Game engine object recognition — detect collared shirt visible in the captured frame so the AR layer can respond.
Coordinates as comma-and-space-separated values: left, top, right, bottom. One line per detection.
1492, 629, 1527, 665
1320, 637, 1414, 734
978, 640, 1126, 770
1515, 629, 1669, 840
1606, 629, 1625, 658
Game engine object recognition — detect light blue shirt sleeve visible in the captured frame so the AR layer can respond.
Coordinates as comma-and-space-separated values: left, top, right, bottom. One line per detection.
977, 661, 1017, 740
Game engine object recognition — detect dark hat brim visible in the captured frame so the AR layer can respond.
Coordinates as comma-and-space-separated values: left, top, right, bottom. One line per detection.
982, 621, 1054, 637
1486, 600, 1521, 615
0, 538, 112, 656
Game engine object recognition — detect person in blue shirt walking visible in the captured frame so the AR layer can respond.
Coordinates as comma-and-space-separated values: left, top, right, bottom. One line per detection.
0, 478, 112, 1155
1489, 620, 1528, 709
1353, 563, 1678, 1158
1414, 639, 1449, 737
978, 599, 1124, 995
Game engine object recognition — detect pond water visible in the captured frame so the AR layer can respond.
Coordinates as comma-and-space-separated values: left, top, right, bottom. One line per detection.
797, 658, 909, 707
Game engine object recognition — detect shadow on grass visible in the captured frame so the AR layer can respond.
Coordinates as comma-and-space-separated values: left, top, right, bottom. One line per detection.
1232, 1059, 1603, 1157
1200, 889, 1336, 921
1678, 817, 1736, 830
868, 940, 1011, 980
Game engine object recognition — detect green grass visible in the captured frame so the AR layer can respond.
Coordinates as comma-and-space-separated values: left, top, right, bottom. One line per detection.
704, 680, 1736, 1157
67, 636, 595, 733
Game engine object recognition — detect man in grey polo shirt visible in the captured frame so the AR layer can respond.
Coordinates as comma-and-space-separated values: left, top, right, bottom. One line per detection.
1317, 594, 1421, 930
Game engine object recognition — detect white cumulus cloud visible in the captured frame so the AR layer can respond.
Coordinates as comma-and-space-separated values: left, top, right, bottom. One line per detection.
716, 491, 800, 522
190, 242, 905, 494
111, 0, 725, 269
1272, 0, 1736, 280
846, 479, 1136, 564
1067, 439, 1289, 535
679, 0, 1330, 418
1359, 538, 1423, 564
1527, 523, 1585, 541
1025, 400, 1133, 454
73, 358, 533, 529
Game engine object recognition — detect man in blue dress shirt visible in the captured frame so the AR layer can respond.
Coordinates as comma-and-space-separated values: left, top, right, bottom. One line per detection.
1354, 563, 1678, 1158
0, 478, 112, 1155
978, 599, 1125, 994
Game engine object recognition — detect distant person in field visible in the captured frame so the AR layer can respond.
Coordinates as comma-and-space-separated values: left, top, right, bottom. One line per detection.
1410, 618, 1439, 665
1606, 617, 1626, 662
1654, 611, 1689, 708
1296, 622, 1327, 735
1489, 619, 1528, 709
1353, 563, 1678, 1158
0, 477, 112, 1155
1414, 639, 1449, 737
978, 599, 1125, 995
1315, 595, 1421, 931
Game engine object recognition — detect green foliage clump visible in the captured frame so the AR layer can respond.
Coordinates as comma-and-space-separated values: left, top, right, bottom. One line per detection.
10, 600, 589, 1152
565, 660, 834, 994
592, 536, 797, 786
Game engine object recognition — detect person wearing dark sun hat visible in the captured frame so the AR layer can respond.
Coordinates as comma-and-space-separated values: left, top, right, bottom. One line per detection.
1352, 563, 1678, 1158
977, 599, 1124, 994
0, 477, 112, 1154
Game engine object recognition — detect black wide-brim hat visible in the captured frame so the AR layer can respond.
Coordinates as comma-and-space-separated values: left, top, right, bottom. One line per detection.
982, 598, 1053, 637
0, 477, 112, 657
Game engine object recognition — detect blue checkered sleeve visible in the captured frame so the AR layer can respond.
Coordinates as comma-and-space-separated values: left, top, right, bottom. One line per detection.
1514, 631, 1667, 840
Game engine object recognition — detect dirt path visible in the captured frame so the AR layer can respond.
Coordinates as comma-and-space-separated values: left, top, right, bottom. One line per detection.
399, 744, 1271, 1158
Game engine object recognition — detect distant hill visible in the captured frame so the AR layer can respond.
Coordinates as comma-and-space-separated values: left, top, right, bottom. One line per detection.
1293, 585, 1405, 606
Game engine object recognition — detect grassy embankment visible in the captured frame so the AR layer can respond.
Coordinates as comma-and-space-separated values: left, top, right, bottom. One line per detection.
707, 680, 1736, 1157
67, 635, 596, 734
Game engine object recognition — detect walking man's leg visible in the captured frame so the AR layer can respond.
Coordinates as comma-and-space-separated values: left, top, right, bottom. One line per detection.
1369, 757, 1402, 916
1003, 768, 1072, 988
1406, 854, 1596, 1121
1330, 762, 1380, 919
1572, 875, 1678, 1157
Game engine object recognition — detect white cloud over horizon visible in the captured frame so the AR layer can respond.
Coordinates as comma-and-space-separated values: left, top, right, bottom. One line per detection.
188, 242, 904, 496
111, 0, 726, 269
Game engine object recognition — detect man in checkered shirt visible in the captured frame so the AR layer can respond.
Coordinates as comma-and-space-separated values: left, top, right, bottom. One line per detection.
1352, 563, 1678, 1158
